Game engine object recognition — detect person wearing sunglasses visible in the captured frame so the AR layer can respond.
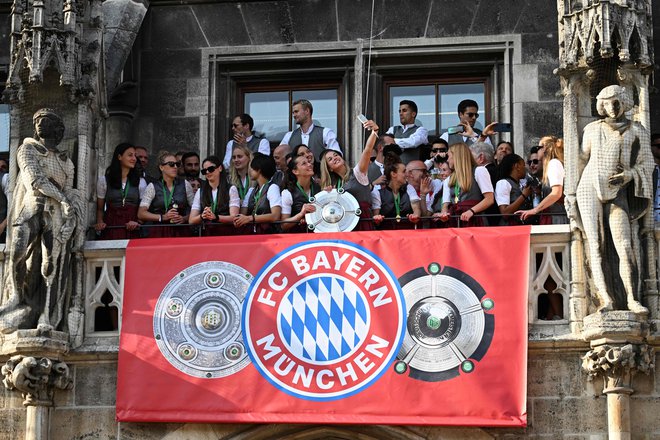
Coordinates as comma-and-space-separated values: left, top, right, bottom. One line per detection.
138, 151, 195, 237
440, 99, 498, 147
95, 143, 148, 239
222, 113, 270, 169
424, 137, 449, 179
516, 136, 567, 225
189, 156, 239, 235
233, 153, 281, 234
319, 119, 381, 231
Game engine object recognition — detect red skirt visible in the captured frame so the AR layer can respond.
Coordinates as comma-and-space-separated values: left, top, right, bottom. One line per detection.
101, 205, 140, 240
354, 201, 375, 231
447, 200, 485, 228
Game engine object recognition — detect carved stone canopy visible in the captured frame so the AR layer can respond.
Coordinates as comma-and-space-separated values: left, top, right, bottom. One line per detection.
558, 0, 653, 72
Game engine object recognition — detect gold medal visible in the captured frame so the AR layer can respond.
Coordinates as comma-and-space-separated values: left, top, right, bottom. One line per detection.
396, 215, 401, 223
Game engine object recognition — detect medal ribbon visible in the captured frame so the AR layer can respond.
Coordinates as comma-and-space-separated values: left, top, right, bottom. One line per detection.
161, 181, 173, 210
211, 188, 218, 214
253, 184, 266, 215
394, 192, 401, 218
296, 182, 314, 202
238, 175, 250, 200
121, 180, 130, 206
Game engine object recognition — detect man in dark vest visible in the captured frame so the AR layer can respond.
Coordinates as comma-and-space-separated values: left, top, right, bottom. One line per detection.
441, 99, 496, 147
386, 100, 428, 164
280, 99, 341, 161
223, 113, 271, 168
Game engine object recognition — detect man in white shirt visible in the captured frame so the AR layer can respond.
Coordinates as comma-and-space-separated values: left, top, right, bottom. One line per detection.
280, 99, 341, 161
223, 113, 271, 168
441, 99, 496, 146
386, 100, 428, 164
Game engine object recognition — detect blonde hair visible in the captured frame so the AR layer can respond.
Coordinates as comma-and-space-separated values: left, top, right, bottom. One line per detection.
157, 150, 175, 165
320, 152, 349, 188
448, 143, 477, 193
229, 144, 253, 188
539, 136, 564, 185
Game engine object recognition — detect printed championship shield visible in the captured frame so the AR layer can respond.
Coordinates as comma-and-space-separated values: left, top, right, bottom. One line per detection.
243, 240, 406, 401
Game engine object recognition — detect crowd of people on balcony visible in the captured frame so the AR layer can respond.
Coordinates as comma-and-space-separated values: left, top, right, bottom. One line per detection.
91, 98, 571, 238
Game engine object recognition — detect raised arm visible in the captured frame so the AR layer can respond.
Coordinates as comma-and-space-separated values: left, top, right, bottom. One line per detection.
357, 120, 380, 175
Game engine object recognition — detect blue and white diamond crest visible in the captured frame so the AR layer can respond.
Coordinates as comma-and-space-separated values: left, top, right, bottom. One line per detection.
278, 275, 370, 364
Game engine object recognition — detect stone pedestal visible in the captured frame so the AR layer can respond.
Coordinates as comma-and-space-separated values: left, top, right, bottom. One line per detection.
582, 312, 655, 440
0, 329, 69, 359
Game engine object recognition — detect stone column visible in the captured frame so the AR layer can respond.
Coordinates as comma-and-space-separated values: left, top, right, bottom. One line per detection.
582, 312, 655, 440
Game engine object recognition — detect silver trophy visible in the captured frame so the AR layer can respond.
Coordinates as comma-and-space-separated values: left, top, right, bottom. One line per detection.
305, 188, 361, 233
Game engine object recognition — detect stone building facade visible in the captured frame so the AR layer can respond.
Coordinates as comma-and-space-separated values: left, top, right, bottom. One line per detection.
2, 1, 660, 439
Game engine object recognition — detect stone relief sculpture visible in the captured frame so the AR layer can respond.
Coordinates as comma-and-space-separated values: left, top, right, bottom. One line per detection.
0, 109, 84, 334
574, 85, 653, 314
1, 355, 73, 405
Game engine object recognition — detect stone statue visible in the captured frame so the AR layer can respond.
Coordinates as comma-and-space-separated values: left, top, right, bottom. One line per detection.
0, 109, 83, 334
575, 85, 653, 314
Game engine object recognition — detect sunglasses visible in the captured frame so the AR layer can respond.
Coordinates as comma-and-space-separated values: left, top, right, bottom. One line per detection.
162, 161, 182, 168
464, 112, 479, 118
431, 148, 448, 153
527, 159, 540, 165
201, 165, 218, 175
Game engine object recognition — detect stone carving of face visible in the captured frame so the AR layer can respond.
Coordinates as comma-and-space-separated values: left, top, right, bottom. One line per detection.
35, 115, 61, 140
602, 98, 623, 119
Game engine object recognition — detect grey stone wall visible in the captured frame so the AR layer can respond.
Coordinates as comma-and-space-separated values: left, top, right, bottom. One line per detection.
4, 346, 660, 439
127, 0, 565, 157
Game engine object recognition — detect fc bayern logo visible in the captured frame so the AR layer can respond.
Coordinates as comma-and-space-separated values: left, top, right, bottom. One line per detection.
243, 240, 406, 401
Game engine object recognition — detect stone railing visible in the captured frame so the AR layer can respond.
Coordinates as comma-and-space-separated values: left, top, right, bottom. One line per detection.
77, 227, 574, 348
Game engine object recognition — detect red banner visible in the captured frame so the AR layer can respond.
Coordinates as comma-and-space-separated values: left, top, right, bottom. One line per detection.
117, 227, 529, 426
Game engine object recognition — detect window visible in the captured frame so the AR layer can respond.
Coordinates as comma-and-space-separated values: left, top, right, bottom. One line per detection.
387, 81, 487, 137
242, 85, 341, 145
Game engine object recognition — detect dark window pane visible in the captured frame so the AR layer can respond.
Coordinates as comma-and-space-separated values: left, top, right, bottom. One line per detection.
245, 91, 289, 143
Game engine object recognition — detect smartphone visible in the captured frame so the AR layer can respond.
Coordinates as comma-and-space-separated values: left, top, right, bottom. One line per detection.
447, 125, 465, 135
357, 114, 369, 124
494, 123, 512, 133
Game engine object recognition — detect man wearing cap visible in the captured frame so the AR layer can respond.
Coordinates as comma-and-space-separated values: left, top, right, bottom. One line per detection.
386, 100, 428, 164
280, 99, 341, 161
